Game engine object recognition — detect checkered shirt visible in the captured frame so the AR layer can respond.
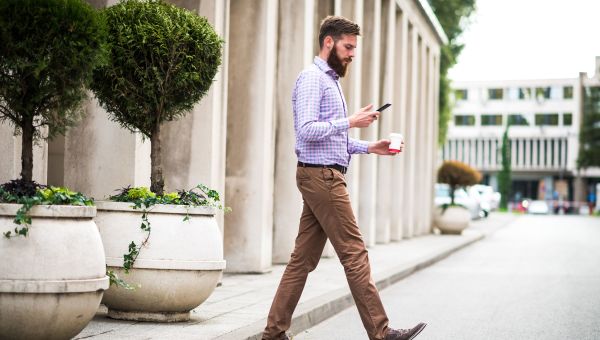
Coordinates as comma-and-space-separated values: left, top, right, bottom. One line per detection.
293, 57, 369, 167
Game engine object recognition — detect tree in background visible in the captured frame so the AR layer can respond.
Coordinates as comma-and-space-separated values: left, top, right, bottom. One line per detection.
577, 86, 600, 169
0, 0, 106, 182
498, 124, 512, 209
428, 0, 476, 145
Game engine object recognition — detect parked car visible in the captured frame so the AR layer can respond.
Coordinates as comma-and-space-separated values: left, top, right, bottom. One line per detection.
470, 184, 501, 211
467, 186, 490, 218
527, 200, 550, 214
435, 183, 482, 220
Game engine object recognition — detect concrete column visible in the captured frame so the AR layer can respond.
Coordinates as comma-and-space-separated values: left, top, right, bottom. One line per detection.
404, 27, 418, 239
390, 9, 408, 241
457, 139, 463, 163
532, 138, 538, 169
375, 0, 396, 244
0, 122, 47, 184
424, 49, 436, 235
510, 138, 517, 168
524, 138, 530, 168
470, 139, 477, 166
416, 40, 427, 235
358, 0, 380, 247
63, 98, 151, 199
162, 0, 229, 230
224, 0, 278, 273
553, 138, 560, 168
271, 0, 314, 264
519, 138, 525, 168
561, 137, 567, 168
483, 138, 489, 169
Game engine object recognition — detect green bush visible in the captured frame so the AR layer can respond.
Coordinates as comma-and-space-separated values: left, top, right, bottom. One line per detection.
437, 160, 481, 205
0, 0, 106, 181
91, 0, 223, 195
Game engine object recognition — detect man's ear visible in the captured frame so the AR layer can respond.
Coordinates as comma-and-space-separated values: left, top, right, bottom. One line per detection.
324, 36, 334, 49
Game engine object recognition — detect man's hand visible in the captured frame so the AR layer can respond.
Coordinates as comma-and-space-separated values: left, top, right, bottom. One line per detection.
348, 104, 379, 128
368, 139, 404, 155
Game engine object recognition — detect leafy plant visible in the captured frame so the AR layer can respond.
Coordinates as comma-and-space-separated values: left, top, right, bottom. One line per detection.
437, 160, 481, 206
0, 0, 106, 181
90, 0, 223, 195
0, 181, 93, 238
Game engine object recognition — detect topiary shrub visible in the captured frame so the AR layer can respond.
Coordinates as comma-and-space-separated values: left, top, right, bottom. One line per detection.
437, 160, 481, 205
90, 0, 223, 196
0, 0, 106, 182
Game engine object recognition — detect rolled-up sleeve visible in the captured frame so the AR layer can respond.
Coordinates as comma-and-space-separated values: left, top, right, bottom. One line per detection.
348, 137, 369, 154
295, 72, 349, 142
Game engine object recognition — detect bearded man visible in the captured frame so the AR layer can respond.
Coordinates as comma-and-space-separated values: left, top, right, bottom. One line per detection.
261, 16, 425, 340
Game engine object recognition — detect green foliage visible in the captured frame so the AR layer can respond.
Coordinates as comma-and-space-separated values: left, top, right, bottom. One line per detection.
428, 0, 476, 145
0, 0, 106, 180
577, 86, 600, 169
108, 184, 227, 274
0, 181, 93, 238
498, 125, 512, 209
437, 160, 481, 205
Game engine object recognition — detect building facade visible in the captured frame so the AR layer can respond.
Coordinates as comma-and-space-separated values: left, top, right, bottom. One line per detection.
1, 0, 446, 272
443, 58, 600, 205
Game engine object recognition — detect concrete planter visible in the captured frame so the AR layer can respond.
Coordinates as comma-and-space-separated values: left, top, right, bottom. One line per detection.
0, 204, 108, 340
433, 206, 471, 234
95, 201, 226, 322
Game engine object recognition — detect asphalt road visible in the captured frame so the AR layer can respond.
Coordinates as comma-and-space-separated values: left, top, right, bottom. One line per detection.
295, 214, 600, 340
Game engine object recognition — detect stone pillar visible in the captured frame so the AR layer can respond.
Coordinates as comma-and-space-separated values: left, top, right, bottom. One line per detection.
415, 37, 428, 235
0, 123, 47, 184
62, 0, 151, 199
224, 0, 278, 273
272, 0, 314, 264
358, 0, 381, 247
161, 0, 229, 230
404, 26, 418, 239
532, 138, 538, 169
424, 48, 436, 234
390, 10, 408, 241
375, 0, 395, 244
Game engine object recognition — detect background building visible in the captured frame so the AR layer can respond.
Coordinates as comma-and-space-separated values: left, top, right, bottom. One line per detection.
442, 57, 600, 206
0, 0, 446, 272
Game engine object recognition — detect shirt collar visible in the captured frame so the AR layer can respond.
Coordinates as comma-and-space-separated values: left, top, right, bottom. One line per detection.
314, 56, 339, 80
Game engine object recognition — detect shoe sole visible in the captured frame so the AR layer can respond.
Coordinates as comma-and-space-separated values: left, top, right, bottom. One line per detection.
408, 323, 427, 340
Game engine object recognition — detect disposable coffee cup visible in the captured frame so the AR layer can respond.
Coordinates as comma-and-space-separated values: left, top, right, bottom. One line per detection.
389, 133, 403, 153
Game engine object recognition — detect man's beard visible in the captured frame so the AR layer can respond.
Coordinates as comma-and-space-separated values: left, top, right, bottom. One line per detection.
327, 45, 352, 77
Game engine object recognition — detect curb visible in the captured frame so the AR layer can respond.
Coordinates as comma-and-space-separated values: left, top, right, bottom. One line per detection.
216, 232, 484, 340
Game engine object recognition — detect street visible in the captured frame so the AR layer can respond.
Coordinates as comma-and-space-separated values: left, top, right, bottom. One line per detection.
296, 215, 600, 340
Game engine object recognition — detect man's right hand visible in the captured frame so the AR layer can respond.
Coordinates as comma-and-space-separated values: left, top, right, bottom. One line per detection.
348, 104, 379, 128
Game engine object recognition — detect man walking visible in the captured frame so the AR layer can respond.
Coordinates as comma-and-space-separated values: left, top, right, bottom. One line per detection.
262, 16, 426, 340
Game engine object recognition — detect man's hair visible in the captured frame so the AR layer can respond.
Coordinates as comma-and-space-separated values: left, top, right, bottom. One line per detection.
318, 16, 360, 49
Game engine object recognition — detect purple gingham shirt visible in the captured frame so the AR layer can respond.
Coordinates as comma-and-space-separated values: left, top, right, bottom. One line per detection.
293, 57, 369, 167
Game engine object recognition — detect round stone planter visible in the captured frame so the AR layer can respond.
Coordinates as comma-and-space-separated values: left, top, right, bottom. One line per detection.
0, 204, 108, 340
95, 201, 226, 322
433, 206, 471, 234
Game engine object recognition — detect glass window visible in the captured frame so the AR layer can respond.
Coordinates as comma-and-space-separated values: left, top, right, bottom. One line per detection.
563, 113, 572, 126
535, 113, 559, 126
454, 115, 475, 126
454, 89, 468, 100
508, 114, 529, 126
488, 88, 504, 100
518, 87, 531, 100
535, 87, 551, 99
481, 114, 503, 126
563, 86, 573, 99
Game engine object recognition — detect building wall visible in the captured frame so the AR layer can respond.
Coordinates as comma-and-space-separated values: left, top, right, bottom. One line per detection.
443, 73, 600, 202
2, 0, 445, 273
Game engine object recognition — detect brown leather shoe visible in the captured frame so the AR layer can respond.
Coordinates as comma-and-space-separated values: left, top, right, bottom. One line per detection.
385, 322, 427, 340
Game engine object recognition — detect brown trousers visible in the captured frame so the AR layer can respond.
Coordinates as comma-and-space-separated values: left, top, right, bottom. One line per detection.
262, 166, 389, 340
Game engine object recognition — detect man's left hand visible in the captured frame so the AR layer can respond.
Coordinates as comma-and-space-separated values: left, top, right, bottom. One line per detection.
368, 139, 404, 155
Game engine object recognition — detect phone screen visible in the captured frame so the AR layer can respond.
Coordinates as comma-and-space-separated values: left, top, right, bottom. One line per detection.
376, 103, 391, 112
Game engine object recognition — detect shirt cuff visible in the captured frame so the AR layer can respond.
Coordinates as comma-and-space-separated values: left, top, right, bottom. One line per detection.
350, 139, 370, 154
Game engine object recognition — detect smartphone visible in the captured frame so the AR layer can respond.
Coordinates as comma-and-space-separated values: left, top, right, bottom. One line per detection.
376, 103, 391, 112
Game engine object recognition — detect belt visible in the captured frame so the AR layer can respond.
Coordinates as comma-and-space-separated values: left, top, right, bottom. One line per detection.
297, 161, 347, 174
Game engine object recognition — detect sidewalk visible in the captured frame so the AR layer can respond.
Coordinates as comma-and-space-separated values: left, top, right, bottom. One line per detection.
75, 213, 517, 340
